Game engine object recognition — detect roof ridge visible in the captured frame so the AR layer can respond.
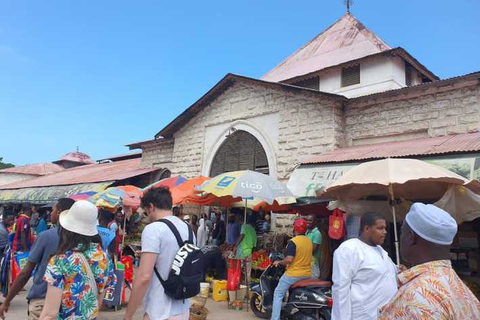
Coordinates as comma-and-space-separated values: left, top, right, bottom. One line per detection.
262, 13, 391, 82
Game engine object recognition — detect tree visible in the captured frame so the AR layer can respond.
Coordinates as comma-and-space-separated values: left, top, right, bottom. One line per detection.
0, 157, 14, 170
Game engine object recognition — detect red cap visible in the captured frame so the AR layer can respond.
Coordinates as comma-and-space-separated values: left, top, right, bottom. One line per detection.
294, 219, 307, 234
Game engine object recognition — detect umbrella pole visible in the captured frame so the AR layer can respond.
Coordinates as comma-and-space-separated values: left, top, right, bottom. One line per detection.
244, 199, 247, 224
388, 184, 400, 266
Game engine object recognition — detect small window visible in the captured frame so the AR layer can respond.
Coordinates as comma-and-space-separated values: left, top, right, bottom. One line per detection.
292, 76, 320, 90
405, 62, 413, 86
341, 65, 360, 87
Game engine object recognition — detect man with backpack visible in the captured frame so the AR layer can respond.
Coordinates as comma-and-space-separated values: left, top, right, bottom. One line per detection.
124, 187, 201, 320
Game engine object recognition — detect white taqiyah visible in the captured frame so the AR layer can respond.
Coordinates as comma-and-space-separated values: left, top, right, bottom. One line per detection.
405, 202, 457, 245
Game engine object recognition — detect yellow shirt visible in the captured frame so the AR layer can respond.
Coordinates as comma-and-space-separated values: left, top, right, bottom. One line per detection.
285, 235, 312, 278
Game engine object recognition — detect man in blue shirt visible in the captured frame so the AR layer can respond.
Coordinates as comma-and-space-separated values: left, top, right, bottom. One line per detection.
0, 210, 15, 254
0, 198, 75, 320
97, 208, 116, 256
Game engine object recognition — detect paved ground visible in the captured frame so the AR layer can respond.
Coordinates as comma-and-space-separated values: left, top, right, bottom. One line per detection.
2, 281, 257, 320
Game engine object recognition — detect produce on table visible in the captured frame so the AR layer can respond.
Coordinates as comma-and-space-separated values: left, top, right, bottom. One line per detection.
252, 250, 271, 269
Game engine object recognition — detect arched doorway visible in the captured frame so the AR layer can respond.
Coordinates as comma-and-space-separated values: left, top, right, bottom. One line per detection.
210, 130, 269, 177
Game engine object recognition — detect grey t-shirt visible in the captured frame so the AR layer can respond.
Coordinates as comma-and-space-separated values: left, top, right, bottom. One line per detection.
142, 216, 194, 320
27, 227, 59, 300
0, 223, 9, 251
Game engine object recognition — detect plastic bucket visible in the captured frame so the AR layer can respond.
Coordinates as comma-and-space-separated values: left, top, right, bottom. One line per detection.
200, 282, 210, 297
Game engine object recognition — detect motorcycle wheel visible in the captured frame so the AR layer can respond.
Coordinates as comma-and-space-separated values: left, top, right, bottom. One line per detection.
250, 293, 270, 319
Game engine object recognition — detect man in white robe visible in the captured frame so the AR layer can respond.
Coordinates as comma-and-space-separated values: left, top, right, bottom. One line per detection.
332, 213, 398, 320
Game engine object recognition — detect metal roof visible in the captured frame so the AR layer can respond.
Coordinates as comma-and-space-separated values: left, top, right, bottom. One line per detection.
54, 151, 94, 164
96, 152, 142, 162
0, 163, 64, 176
0, 158, 158, 190
303, 132, 480, 164
262, 13, 391, 82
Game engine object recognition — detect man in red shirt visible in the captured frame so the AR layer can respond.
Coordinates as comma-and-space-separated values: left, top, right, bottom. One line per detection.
12, 204, 33, 253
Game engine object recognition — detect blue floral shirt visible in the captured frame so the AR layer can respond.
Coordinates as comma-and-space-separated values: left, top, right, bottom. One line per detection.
44, 243, 116, 320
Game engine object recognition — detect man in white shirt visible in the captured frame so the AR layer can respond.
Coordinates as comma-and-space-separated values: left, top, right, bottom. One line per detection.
124, 187, 192, 320
332, 213, 398, 320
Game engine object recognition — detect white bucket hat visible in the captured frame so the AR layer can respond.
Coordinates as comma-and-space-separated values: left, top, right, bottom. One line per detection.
59, 200, 99, 236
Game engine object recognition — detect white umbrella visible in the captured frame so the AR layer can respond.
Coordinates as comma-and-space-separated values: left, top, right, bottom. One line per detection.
323, 158, 468, 264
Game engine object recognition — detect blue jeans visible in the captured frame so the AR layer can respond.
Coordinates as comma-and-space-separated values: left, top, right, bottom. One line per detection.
270, 275, 310, 320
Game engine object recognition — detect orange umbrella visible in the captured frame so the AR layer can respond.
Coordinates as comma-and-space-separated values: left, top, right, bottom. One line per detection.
170, 176, 211, 205
184, 193, 241, 207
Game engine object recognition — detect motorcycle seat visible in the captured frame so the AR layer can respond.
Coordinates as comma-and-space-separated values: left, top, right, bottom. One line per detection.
290, 279, 332, 289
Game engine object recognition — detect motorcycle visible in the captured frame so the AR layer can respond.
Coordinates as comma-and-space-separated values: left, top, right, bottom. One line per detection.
250, 253, 333, 320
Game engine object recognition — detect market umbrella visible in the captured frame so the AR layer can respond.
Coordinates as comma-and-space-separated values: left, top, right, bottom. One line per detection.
170, 176, 211, 205
89, 185, 143, 209
70, 191, 97, 201
142, 175, 187, 192
323, 158, 468, 264
197, 170, 296, 222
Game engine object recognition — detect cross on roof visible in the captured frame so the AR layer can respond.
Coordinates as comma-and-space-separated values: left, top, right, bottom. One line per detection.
345, 0, 354, 13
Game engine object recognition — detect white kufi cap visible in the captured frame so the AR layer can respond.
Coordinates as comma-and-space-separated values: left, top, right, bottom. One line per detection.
405, 203, 457, 245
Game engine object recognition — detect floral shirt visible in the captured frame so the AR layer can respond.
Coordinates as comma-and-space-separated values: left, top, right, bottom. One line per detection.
44, 243, 116, 320
379, 260, 480, 320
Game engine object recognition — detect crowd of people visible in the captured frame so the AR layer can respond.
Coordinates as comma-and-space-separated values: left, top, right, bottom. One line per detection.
265, 204, 480, 320
0, 200, 117, 320
0, 188, 479, 320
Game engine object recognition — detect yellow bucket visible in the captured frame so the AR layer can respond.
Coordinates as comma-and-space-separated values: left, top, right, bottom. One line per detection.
212, 280, 228, 302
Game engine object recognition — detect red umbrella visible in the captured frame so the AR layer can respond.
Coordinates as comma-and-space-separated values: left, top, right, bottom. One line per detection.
143, 176, 188, 191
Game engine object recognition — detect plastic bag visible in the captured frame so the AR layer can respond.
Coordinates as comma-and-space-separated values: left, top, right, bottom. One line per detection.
227, 259, 241, 291
328, 209, 345, 240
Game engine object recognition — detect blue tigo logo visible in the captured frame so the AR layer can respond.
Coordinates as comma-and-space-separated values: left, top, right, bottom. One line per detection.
217, 176, 235, 188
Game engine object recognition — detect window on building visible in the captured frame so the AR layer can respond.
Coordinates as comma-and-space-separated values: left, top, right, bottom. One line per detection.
341, 65, 360, 87
291, 76, 320, 90
210, 130, 269, 177
405, 64, 413, 87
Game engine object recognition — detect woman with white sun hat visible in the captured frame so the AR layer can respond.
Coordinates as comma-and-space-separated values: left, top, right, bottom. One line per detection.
39, 200, 116, 320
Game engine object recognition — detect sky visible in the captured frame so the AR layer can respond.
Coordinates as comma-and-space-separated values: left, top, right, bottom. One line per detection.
1, 0, 479, 166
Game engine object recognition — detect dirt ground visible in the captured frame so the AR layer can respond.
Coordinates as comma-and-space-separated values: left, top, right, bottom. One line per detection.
3, 280, 258, 320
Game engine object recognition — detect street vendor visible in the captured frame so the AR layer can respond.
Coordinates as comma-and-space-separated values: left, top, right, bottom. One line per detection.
235, 217, 257, 283
305, 214, 322, 278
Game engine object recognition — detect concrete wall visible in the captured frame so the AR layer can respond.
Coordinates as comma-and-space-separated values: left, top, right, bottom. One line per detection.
319, 56, 406, 98
345, 85, 480, 146
141, 80, 344, 181
0, 173, 37, 186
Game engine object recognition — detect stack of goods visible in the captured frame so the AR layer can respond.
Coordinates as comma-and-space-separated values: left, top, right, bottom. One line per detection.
220, 243, 235, 260
252, 250, 271, 270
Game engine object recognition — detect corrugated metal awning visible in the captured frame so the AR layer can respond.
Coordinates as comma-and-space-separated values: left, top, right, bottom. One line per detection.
303, 132, 480, 165
0, 182, 113, 204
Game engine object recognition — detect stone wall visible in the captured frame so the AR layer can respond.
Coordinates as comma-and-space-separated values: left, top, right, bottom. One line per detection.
141, 78, 344, 181
345, 84, 480, 146
140, 140, 174, 169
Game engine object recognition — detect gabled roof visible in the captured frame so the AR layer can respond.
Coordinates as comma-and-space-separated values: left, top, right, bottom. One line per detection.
262, 13, 393, 82
302, 132, 480, 165
0, 163, 64, 176
54, 151, 94, 165
0, 158, 159, 190
150, 73, 346, 140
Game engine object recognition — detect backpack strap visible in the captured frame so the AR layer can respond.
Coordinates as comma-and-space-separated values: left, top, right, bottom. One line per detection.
156, 219, 184, 247
153, 218, 194, 288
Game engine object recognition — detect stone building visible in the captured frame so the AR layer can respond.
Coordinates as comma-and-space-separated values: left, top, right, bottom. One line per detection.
128, 13, 480, 194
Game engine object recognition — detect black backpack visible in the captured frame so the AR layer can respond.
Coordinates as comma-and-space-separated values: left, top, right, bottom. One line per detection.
153, 219, 204, 300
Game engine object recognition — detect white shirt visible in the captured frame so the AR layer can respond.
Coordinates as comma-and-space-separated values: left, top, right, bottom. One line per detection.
141, 216, 192, 320
332, 238, 398, 320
